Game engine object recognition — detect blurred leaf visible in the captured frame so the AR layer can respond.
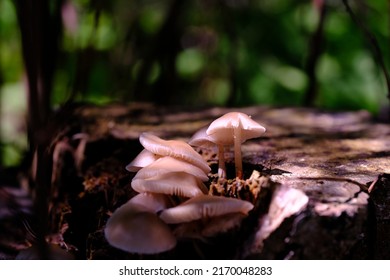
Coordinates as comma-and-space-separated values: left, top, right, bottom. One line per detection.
249, 72, 275, 104
176, 48, 206, 79
317, 54, 341, 81
2, 144, 23, 167
0, 82, 27, 166
75, 11, 117, 50
139, 5, 166, 35
202, 78, 231, 106
273, 65, 308, 92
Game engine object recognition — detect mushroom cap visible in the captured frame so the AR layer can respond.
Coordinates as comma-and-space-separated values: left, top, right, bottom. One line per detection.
128, 192, 172, 213
132, 172, 208, 198
206, 112, 266, 145
126, 149, 160, 172
188, 126, 216, 148
159, 195, 254, 224
104, 200, 176, 254
139, 133, 211, 174
133, 156, 209, 182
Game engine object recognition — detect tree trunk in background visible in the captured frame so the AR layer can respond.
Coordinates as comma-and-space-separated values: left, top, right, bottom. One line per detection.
303, 1, 327, 107
14, 0, 62, 259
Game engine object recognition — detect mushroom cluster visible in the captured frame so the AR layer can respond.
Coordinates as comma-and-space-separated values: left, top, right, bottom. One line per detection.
104, 128, 255, 255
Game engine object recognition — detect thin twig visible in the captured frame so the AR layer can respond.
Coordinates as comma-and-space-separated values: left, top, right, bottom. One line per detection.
304, 1, 327, 106
297, 176, 368, 192
367, 176, 379, 193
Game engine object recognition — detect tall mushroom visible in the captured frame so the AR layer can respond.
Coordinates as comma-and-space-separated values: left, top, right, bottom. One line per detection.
206, 112, 266, 179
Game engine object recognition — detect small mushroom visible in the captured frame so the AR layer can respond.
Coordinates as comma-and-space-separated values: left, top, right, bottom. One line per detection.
159, 195, 254, 224
104, 196, 176, 254
206, 112, 266, 179
189, 126, 227, 179
125, 149, 160, 172
134, 156, 209, 182
132, 172, 208, 197
139, 133, 211, 174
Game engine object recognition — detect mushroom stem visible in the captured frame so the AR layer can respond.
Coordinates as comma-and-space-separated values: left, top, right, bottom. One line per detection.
233, 126, 243, 179
217, 144, 226, 178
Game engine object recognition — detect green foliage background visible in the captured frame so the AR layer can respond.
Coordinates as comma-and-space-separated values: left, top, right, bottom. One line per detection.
0, 0, 389, 165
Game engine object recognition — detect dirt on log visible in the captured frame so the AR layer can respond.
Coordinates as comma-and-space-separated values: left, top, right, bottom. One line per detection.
2, 104, 390, 259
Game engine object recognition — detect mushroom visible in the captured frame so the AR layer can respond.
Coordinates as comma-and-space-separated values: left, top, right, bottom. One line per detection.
139, 133, 211, 174
133, 156, 209, 182
159, 195, 254, 224
125, 149, 160, 172
206, 112, 266, 179
132, 172, 208, 197
104, 194, 176, 254
127, 192, 173, 212
189, 126, 227, 179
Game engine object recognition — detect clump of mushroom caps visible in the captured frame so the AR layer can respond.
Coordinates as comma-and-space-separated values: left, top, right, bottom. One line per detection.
104, 112, 265, 255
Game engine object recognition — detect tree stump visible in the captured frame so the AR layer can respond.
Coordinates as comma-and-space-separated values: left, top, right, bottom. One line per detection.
3, 104, 390, 259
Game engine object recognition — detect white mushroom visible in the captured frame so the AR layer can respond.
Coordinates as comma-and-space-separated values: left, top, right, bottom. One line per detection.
105, 209, 176, 254
139, 133, 211, 174
189, 126, 227, 178
159, 195, 254, 224
125, 149, 160, 172
206, 112, 266, 179
104, 196, 176, 254
132, 172, 208, 197
133, 156, 209, 182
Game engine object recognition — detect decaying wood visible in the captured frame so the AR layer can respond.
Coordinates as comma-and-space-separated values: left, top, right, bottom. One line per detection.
367, 174, 390, 259
2, 104, 390, 259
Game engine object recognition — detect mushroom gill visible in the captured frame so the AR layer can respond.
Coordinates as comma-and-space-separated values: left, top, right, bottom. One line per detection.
159, 195, 254, 224
133, 156, 209, 182
131, 172, 208, 198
